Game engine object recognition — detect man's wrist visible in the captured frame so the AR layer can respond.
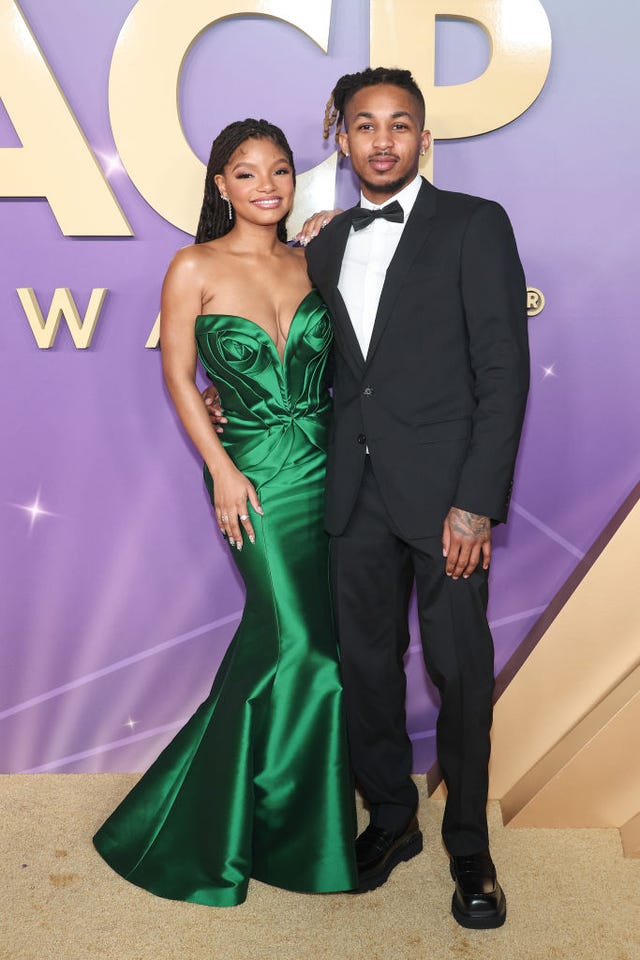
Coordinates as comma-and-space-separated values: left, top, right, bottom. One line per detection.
448, 507, 490, 536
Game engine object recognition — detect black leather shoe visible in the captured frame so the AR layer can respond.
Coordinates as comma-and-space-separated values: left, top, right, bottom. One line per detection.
352, 817, 423, 893
450, 850, 506, 929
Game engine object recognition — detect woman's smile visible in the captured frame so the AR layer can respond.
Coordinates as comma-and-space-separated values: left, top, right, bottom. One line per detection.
250, 196, 282, 209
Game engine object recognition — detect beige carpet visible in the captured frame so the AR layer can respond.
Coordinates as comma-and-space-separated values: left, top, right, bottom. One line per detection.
2, 774, 639, 960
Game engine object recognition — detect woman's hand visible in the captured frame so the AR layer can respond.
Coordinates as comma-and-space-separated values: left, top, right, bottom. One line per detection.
213, 463, 263, 550
202, 385, 227, 433
295, 208, 343, 246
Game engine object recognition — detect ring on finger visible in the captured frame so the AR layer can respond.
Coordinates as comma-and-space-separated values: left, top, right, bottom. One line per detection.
239, 514, 249, 521
220, 514, 229, 522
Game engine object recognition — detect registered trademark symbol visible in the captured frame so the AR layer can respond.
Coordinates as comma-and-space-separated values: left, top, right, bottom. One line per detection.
527, 287, 545, 317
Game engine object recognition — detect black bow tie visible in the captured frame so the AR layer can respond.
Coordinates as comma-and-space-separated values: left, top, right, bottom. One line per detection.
351, 199, 404, 232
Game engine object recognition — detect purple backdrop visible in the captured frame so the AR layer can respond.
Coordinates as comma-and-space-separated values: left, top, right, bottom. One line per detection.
1, 1, 639, 774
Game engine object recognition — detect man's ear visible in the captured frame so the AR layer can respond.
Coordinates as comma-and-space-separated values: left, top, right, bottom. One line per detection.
420, 130, 432, 156
337, 131, 350, 158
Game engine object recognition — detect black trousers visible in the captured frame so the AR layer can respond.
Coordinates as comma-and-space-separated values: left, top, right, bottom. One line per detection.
331, 459, 494, 855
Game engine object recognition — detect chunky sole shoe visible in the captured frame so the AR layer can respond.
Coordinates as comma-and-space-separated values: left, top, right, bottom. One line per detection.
449, 858, 507, 929
353, 829, 423, 893
451, 893, 506, 929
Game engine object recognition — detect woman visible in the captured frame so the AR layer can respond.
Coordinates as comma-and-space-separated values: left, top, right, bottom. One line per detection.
93, 119, 357, 906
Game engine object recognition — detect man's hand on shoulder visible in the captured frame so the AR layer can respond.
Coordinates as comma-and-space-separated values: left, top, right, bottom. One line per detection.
442, 507, 491, 580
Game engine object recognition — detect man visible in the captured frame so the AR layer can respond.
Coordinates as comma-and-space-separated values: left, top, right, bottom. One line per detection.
307, 66, 528, 929
209, 67, 529, 928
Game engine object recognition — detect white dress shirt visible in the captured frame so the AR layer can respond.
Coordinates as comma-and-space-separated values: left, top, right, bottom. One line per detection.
338, 174, 422, 360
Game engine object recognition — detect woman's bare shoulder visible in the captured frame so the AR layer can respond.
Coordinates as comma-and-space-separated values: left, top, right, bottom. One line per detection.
287, 244, 307, 262
167, 241, 219, 275
164, 243, 225, 299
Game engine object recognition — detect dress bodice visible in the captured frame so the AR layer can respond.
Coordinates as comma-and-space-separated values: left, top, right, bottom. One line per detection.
195, 289, 332, 488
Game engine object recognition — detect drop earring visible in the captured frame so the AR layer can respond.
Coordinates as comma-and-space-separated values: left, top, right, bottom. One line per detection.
219, 191, 233, 220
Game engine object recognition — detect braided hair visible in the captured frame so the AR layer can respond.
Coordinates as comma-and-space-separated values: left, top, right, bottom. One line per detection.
323, 67, 426, 149
195, 119, 296, 244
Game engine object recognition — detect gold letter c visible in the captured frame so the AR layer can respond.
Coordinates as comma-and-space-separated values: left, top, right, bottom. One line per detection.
109, 0, 334, 235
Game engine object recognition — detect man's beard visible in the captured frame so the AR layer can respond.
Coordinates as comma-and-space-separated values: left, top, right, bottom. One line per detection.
358, 169, 413, 196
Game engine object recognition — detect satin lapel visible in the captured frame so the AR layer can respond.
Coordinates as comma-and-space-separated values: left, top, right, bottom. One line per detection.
365, 179, 438, 367
308, 212, 365, 374
330, 288, 366, 377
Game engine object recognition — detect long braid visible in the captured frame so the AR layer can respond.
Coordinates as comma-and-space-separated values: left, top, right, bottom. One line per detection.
195, 119, 296, 245
322, 67, 426, 148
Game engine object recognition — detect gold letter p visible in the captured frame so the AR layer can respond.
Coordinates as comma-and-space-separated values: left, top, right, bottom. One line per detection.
371, 0, 552, 177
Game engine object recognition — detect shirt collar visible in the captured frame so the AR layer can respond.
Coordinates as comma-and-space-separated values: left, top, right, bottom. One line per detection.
359, 174, 422, 216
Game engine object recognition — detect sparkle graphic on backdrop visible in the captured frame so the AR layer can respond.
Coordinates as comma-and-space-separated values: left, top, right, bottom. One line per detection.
541, 363, 557, 379
95, 150, 125, 178
12, 490, 58, 532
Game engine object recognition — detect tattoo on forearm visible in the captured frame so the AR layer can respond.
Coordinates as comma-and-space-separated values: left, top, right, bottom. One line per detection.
449, 508, 490, 539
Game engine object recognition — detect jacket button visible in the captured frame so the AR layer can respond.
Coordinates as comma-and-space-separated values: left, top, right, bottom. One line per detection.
357, 433, 367, 445
362, 386, 373, 397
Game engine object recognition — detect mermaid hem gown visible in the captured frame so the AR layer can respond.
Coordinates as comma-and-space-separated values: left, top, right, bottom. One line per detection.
93, 291, 357, 906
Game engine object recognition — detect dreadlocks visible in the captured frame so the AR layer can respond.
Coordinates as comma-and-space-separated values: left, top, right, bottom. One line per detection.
323, 67, 426, 148
195, 119, 296, 245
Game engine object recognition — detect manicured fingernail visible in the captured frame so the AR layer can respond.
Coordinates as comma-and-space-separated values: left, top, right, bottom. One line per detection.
236, 543, 242, 552
249, 535, 255, 544
442, 549, 447, 557
229, 538, 235, 546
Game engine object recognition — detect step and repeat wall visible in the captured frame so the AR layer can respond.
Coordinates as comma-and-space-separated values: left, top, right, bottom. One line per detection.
1, 0, 638, 773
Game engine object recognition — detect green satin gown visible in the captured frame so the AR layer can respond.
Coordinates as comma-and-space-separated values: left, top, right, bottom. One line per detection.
93, 290, 357, 906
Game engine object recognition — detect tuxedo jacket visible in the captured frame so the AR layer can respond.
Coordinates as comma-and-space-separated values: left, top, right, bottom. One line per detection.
305, 177, 530, 539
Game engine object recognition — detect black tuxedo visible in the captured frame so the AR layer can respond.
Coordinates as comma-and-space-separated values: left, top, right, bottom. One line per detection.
306, 178, 529, 538
305, 178, 529, 854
